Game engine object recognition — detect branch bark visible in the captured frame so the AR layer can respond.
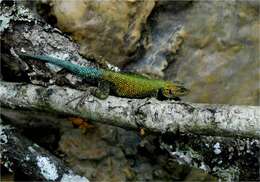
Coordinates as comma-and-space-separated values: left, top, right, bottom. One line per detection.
0, 118, 89, 182
0, 81, 259, 139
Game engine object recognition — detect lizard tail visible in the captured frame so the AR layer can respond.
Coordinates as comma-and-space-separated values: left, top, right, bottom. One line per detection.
18, 53, 102, 79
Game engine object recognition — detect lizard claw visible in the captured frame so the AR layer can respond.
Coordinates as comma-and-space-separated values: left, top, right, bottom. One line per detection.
65, 88, 93, 108
65, 94, 87, 108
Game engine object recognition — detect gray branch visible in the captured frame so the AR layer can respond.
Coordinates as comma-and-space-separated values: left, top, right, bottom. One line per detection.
0, 81, 259, 139
0, 118, 89, 182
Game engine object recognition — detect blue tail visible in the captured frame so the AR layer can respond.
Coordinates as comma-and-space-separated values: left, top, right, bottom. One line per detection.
18, 54, 102, 79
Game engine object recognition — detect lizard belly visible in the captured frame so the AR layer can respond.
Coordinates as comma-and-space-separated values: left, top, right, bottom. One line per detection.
114, 83, 157, 98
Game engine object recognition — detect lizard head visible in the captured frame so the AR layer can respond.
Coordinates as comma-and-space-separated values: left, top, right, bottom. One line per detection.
160, 82, 189, 99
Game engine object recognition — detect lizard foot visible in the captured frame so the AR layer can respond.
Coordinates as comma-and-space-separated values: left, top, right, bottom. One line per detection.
65, 86, 109, 108
65, 87, 98, 107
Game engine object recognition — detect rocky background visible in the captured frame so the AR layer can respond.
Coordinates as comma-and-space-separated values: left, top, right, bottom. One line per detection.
42, 0, 259, 106
1, 0, 259, 181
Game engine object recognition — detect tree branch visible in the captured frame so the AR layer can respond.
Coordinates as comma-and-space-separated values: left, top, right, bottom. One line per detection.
0, 118, 89, 182
0, 81, 259, 139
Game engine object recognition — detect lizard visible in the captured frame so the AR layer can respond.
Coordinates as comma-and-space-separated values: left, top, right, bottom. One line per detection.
18, 53, 189, 100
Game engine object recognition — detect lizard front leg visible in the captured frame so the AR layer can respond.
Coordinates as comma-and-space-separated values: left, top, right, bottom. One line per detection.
65, 86, 99, 106
93, 80, 110, 99
66, 80, 111, 108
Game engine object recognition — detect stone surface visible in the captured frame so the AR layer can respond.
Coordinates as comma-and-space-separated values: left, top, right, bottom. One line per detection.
128, 1, 192, 77
51, 0, 155, 66
58, 122, 217, 181
165, 1, 259, 105
58, 124, 130, 181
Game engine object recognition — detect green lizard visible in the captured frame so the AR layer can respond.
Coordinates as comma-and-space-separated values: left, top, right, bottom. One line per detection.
18, 54, 189, 100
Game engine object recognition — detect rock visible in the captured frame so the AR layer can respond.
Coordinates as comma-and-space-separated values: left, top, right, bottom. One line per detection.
128, 1, 192, 77
58, 124, 130, 181
51, 0, 155, 66
117, 129, 140, 156
165, 1, 259, 105
59, 128, 111, 161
